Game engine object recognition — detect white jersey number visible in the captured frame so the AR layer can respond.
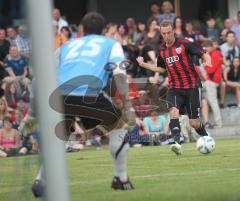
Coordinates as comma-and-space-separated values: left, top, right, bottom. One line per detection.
64, 38, 104, 61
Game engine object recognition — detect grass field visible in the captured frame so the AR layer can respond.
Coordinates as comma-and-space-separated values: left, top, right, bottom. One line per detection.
0, 138, 240, 201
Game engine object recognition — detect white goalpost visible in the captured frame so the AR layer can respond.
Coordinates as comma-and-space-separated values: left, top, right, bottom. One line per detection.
26, 0, 70, 200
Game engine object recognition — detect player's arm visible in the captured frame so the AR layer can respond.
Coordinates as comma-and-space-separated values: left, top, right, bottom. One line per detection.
136, 56, 166, 73
184, 40, 212, 67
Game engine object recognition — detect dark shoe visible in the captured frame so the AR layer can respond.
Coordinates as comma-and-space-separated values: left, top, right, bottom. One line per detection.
111, 176, 134, 190
32, 179, 44, 198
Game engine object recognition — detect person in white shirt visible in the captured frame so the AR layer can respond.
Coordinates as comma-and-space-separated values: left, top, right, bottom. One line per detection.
52, 8, 68, 33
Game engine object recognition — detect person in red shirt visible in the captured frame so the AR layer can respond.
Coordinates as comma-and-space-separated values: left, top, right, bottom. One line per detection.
201, 40, 222, 128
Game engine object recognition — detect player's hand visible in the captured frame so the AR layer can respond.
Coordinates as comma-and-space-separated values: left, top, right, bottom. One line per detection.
136, 57, 144, 66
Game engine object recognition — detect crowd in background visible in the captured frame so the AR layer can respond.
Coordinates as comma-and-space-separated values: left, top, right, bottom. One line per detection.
1, 1, 240, 156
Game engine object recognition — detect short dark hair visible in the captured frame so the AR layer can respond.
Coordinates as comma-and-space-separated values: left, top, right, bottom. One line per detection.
81, 12, 106, 35
226, 30, 235, 37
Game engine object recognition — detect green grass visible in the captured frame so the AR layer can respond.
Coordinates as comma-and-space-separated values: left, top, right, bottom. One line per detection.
0, 139, 240, 201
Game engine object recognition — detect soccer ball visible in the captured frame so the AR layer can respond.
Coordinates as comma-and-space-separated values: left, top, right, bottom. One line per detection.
196, 136, 215, 154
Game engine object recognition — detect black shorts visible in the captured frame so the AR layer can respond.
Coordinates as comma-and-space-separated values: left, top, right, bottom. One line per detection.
166, 88, 201, 119
62, 93, 121, 131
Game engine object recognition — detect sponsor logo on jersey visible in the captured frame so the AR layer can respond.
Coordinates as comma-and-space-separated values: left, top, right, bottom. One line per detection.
166, 56, 179, 65
176, 47, 182, 54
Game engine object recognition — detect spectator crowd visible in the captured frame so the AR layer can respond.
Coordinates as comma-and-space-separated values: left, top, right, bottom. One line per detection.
1, 1, 240, 156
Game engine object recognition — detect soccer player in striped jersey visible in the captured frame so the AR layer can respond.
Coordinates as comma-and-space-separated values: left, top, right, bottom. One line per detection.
137, 21, 212, 155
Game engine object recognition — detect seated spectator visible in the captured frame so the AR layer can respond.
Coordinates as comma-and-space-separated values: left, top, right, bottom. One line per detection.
220, 57, 240, 107
159, 1, 176, 23
3, 45, 30, 88
0, 117, 20, 157
0, 98, 15, 128
14, 98, 29, 128
127, 117, 149, 147
60, 26, 72, 40
143, 110, 166, 145
143, 110, 166, 133
4, 81, 22, 109
132, 90, 154, 119
0, 28, 10, 80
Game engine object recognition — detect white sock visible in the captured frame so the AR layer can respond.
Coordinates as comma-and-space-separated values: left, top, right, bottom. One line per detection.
36, 165, 44, 181
109, 129, 129, 182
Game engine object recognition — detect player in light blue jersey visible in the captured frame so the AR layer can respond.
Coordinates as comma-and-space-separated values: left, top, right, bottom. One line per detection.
32, 12, 135, 197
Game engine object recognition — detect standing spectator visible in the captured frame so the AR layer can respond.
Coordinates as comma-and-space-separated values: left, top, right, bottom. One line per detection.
221, 18, 234, 42
17, 25, 30, 58
54, 21, 68, 49
6, 26, 28, 58
52, 8, 68, 33
220, 57, 240, 107
0, 28, 10, 80
231, 10, 240, 48
137, 17, 161, 77
220, 31, 239, 65
159, 1, 176, 23
185, 20, 198, 42
134, 22, 146, 44
201, 41, 223, 128
202, 17, 220, 41
173, 16, 185, 38
115, 24, 129, 46
105, 23, 118, 39
150, 2, 161, 20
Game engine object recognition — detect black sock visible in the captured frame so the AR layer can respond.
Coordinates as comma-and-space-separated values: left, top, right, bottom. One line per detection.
195, 123, 208, 136
169, 118, 181, 143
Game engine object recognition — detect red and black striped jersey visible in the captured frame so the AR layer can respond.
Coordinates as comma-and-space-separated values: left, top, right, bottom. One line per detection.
157, 38, 205, 89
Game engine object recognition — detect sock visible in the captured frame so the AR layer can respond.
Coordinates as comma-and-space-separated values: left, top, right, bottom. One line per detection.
109, 129, 129, 182
35, 166, 43, 181
195, 122, 208, 136
169, 118, 181, 143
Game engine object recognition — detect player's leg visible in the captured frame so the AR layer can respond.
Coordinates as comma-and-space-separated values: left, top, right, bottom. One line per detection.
166, 89, 184, 155
186, 88, 209, 136
109, 119, 134, 190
